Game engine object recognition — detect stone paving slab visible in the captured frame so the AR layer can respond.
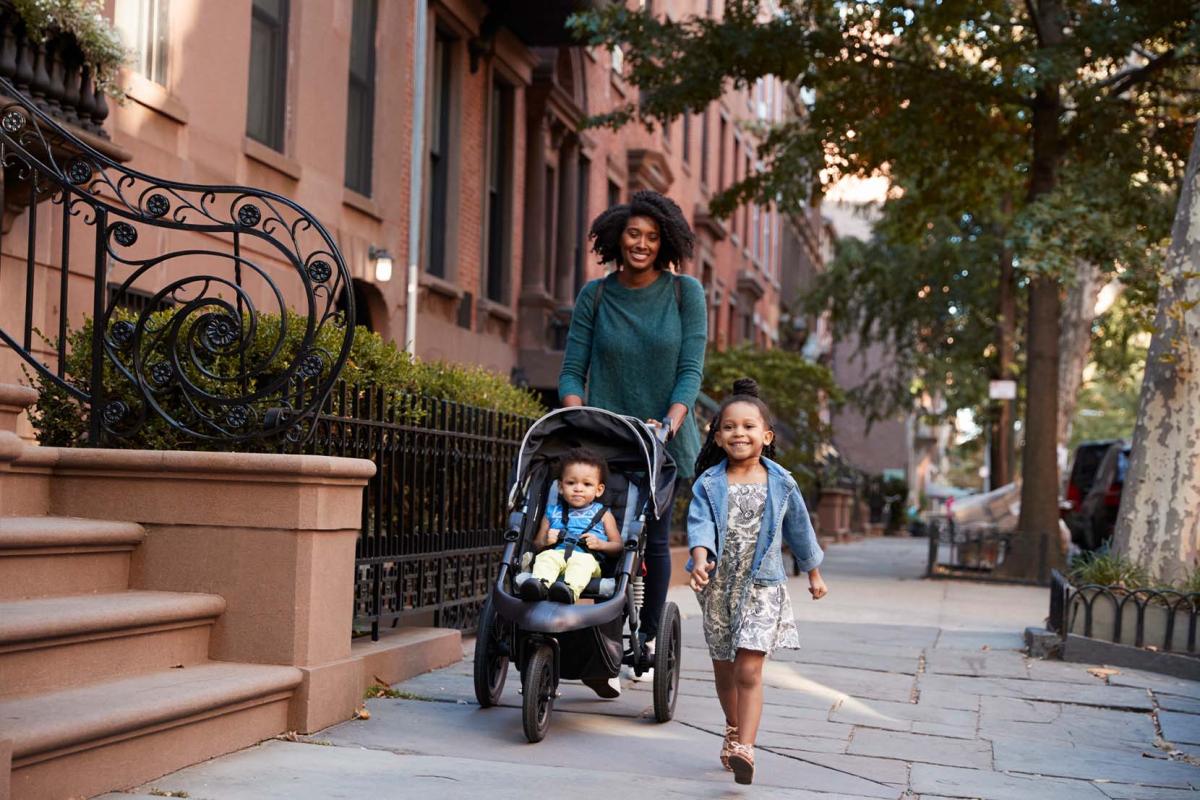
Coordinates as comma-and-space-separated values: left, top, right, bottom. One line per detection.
1159, 710, 1200, 746
321, 697, 900, 798
782, 751, 910, 786
1110, 668, 1200, 698
914, 688, 982, 711
847, 728, 993, 769
931, 630, 1026, 651
1158, 693, 1200, 714
991, 735, 1200, 788
1094, 782, 1200, 800
922, 649, 1029, 679
918, 673, 1154, 709
910, 763, 1109, 800
830, 696, 978, 732
99, 739, 882, 800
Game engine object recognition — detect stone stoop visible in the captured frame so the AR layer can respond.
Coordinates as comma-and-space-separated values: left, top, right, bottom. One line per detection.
0, 517, 303, 800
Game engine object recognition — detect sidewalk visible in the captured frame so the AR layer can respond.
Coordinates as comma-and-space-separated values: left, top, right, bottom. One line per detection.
101, 539, 1200, 799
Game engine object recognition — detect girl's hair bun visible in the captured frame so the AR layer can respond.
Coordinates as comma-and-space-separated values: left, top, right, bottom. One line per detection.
732, 377, 759, 398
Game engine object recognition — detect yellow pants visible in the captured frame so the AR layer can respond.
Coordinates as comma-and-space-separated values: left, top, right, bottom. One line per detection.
531, 549, 601, 600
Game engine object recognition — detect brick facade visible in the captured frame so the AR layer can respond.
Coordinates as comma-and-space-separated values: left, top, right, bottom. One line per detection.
0, 0, 830, 404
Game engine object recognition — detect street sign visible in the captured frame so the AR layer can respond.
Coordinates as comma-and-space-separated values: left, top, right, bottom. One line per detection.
989, 379, 1017, 400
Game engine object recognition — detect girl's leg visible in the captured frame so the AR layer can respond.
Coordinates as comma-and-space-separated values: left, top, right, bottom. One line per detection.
712, 659, 738, 727
732, 649, 767, 745
638, 481, 676, 640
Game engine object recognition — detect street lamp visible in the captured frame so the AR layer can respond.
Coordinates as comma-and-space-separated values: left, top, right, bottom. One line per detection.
369, 246, 393, 283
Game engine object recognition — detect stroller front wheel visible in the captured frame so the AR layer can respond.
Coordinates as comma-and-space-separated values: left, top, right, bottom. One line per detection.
473, 596, 509, 708
522, 643, 556, 743
652, 601, 681, 722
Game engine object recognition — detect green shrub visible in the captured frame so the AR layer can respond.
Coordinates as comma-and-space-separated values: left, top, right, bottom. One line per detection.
26, 309, 544, 451
1068, 550, 1150, 589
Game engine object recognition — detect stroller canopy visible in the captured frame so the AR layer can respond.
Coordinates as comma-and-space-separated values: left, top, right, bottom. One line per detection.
510, 406, 677, 520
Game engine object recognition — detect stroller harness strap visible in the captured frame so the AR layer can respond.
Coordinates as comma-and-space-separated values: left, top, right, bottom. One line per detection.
556, 501, 609, 560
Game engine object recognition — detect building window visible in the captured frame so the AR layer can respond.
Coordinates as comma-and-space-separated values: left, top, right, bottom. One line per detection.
345, 0, 377, 196
743, 154, 751, 241
425, 30, 454, 278
751, 204, 759, 260
701, 263, 715, 343
607, 179, 621, 208
575, 156, 591, 293
485, 78, 515, 303
700, 107, 710, 185
682, 112, 691, 165
134, 0, 169, 85
611, 45, 624, 75
247, 0, 289, 151
718, 116, 727, 190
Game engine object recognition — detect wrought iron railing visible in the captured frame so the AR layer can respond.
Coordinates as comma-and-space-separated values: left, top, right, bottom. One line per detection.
1050, 569, 1200, 656
926, 518, 1018, 577
305, 382, 533, 639
0, 76, 354, 445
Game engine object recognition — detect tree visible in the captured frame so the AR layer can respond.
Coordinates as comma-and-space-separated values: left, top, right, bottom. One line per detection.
573, 0, 1196, 580
1113, 122, 1200, 585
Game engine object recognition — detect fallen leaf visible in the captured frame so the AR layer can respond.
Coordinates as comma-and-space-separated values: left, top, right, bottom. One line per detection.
1087, 667, 1120, 679
353, 705, 371, 720
980, 645, 990, 651
1145, 645, 1159, 652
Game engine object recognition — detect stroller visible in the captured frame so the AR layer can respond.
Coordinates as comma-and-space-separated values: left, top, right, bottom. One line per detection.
472, 406, 682, 742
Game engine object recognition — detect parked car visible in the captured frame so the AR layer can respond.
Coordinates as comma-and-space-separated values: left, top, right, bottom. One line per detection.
1075, 442, 1131, 551
1063, 439, 1122, 547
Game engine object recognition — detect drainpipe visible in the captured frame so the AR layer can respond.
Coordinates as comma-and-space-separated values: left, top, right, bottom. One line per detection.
405, 1, 428, 355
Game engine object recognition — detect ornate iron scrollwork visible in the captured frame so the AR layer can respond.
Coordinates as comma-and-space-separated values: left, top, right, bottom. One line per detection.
0, 77, 355, 446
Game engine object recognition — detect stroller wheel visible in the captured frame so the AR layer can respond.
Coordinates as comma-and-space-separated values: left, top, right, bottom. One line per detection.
652, 601, 681, 723
473, 596, 509, 708
522, 644, 556, 743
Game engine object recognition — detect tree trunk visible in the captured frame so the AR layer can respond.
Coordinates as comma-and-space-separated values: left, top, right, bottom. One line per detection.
1112, 122, 1200, 585
1056, 260, 1105, 448
1007, 0, 1067, 582
990, 236, 1017, 488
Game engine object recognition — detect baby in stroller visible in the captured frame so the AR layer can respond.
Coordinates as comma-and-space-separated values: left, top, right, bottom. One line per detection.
517, 449, 622, 604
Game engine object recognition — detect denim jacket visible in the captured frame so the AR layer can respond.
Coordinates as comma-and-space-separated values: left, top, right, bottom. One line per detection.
685, 457, 823, 585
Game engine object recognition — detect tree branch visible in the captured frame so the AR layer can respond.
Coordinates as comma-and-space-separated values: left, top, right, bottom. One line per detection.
1097, 47, 1177, 97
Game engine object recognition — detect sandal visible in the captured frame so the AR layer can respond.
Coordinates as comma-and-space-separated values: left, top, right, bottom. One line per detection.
719, 724, 738, 771
727, 741, 755, 785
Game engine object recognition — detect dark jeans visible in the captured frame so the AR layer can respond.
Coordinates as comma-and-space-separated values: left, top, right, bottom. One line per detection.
639, 480, 675, 641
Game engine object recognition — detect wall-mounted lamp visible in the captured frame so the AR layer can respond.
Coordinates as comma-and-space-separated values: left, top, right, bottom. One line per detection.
369, 246, 393, 283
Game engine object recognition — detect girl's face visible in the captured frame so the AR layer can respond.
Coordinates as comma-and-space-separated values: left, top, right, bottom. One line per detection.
716, 401, 773, 463
620, 215, 661, 272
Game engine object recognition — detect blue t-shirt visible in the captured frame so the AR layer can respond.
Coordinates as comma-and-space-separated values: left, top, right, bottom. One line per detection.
545, 501, 609, 552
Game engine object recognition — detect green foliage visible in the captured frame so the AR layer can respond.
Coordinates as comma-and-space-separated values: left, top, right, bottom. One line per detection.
1068, 294, 1150, 451
701, 345, 841, 477
26, 309, 544, 451
1069, 550, 1149, 589
11, 0, 131, 97
573, 0, 1194, 429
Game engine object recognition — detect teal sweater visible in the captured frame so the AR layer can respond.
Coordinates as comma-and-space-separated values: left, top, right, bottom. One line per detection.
558, 271, 708, 478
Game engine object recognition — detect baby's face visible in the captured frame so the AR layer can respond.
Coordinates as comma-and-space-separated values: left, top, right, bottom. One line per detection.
560, 462, 604, 508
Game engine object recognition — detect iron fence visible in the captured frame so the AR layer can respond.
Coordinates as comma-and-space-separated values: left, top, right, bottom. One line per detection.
1049, 569, 1200, 656
305, 382, 533, 639
925, 518, 1061, 583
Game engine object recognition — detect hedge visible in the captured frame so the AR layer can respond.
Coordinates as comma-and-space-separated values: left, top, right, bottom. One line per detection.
27, 308, 545, 451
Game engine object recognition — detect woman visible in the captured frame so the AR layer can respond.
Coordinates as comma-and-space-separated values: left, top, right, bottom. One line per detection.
559, 189, 707, 693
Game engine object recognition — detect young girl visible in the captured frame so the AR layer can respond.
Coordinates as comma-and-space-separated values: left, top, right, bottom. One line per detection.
687, 378, 828, 785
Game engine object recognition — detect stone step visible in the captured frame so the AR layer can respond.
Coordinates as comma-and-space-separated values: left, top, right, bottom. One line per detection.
0, 517, 145, 599
0, 590, 224, 698
1, 661, 302, 800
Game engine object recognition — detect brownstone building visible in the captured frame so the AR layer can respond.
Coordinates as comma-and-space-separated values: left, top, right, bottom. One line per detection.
0, 0, 829, 409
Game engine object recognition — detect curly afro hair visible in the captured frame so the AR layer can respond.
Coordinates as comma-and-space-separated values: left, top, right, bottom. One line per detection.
587, 190, 696, 270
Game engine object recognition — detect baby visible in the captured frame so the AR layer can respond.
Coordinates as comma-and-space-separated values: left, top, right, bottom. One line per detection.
520, 448, 622, 604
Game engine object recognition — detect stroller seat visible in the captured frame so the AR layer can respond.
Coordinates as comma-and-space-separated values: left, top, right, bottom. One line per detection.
524, 472, 639, 602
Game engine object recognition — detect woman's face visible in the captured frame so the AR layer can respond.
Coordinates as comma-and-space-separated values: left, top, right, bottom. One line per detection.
620, 215, 661, 271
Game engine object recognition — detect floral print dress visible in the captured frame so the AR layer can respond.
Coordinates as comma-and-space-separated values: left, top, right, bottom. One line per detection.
698, 483, 800, 661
